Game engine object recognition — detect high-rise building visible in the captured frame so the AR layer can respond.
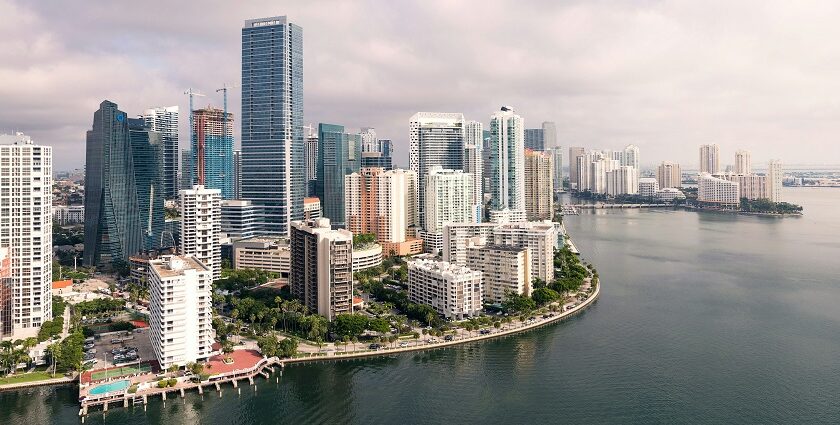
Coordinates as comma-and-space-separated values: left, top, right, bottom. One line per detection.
241, 16, 304, 236
128, 118, 166, 251
421, 167, 474, 253
622, 144, 640, 171
408, 258, 483, 320
735, 150, 752, 175
464, 120, 484, 222
542, 121, 557, 149
84, 101, 143, 268
698, 173, 739, 207
316, 123, 361, 228
303, 197, 322, 220
606, 166, 638, 197
578, 150, 619, 194
289, 218, 353, 320
699, 144, 721, 174
726, 174, 767, 200
360, 139, 393, 170
360, 127, 378, 153
409, 112, 465, 228
180, 149, 193, 190
524, 149, 554, 220
548, 147, 564, 194
466, 238, 531, 304
233, 149, 242, 199
568, 147, 586, 191
142, 106, 179, 200
148, 255, 213, 369
524, 128, 544, 151
493, 221, 557, 283
0, 133, 52, 338
488, 106, 525, 214
180, 186, 221, 281
767, 160, 782, 202
191, 107, 234, 199
442, 222, 499, 265
656, 161, 682, 189
304, 125, 318, 197
220, 200, 261, 240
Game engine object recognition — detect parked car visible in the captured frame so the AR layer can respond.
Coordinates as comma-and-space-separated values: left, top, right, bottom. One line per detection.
479, 329, 491, 335
444, 335, 454, 341
368, 343, 381, 350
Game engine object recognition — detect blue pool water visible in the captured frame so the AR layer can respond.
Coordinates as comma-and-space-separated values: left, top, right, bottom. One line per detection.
88, 380, 130, 395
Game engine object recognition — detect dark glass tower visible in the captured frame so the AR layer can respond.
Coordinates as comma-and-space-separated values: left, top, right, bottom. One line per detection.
241, 16, 304, 236
128, 118, 166, 251
315, 124, 360, 228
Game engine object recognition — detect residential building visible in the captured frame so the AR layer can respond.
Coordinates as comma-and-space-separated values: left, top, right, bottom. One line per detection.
289, 218, 353, 320
148, 255, 213, 369
767, 160, 783, 202
305, 125, 318, 197
606, 165, 638, 197
656, 161, 682, 189
489, 208, 526, 224
408, 258, 482, 320
466, 238, 531, 304
735, 150, 752, 175
698, 173, 739, 207
421, 167, 474, 253
141, 106, 179, 200
700, 144, 721, 174
493, 221, 557, 283
53, 205, 85, 225
488, 106, 525, 215
303, 197, 322, 220
360, 127, 378, 153
233, 237, 290, 277
191, 107, 234, 199
524, 149, 554, 220
316, 123, 361, 228
568, 147, 586, 191
464, 120, 483, 222
409, 112, 465, 229
180, 186, 222, 281
656, 188, 686, 202
726, 174, 768, 200
0, 133, 52, 338
241, 16, 304, 236
622, 145, 640, 171
233, 149, 242, 199
221, 200, 261, 240
638, 178, 659, 197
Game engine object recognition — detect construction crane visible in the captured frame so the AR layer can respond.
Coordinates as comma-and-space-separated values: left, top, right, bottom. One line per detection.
184, 88, 206, 186
216, 83, 237, 145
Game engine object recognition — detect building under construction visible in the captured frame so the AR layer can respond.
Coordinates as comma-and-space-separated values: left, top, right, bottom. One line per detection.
191, 107, 235, 199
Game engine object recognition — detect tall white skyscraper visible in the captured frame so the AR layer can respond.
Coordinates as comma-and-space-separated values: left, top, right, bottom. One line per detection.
0, 133, 52, 338
549, 147, 564, 193
656, 161, 682, 189
767, 159, 783, 202
569, 147, 586, 191
421, 167, 474, 253
700, 144, 721, 174
180, 185, 222, 281
606, 165, 639, 196
360, 127, 378, 152
735, 150, 752, 175
488, 106, 525, 214
623, 144, 640, 170
464, 120, 484, 222
142, 106, 179, 200
409, 112, 465, 228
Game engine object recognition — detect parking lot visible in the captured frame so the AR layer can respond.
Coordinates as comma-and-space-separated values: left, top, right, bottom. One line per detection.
83, 327, 156, 371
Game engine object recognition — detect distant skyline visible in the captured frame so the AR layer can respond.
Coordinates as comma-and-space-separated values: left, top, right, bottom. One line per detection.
3, 1, 840, 170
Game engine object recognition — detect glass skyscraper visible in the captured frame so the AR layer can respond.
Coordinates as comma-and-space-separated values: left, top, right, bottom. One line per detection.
316, 123, 360, 228
241, 16, 304, 236
191, 107, 235, 199
142, 106, 179, 200
128, 118, 166, 251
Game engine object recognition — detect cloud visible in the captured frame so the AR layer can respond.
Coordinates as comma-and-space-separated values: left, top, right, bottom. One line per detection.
2, 0, 840, 171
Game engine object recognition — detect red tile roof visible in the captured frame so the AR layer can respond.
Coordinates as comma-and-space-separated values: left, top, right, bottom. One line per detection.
52, 280, 73, 289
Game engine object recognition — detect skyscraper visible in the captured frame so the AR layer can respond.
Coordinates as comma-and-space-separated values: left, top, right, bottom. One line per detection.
409, 112, 465, 228
488, 106, 525, 213
568, 147, 586, 191
524, 149, 554, 220
700, 144, 721, 174
180, 186, 221, 281
84, 101, 143, 268
542, 121, 557, 149
305, 125, 318, 196
360, 139, 394, 170
421, 167, 474, 253
623, 144, 640, 171
290, 218, 353, 320
767, 159, 782, 202
233, 149, 242, 199
128, 118, 166, 251
524, 128, 544, 151
316, 123, 361, 228
656, 161, 682, 189
191, 107, 234, 199
180, 149, 193, 190
735, 150, 752, 175
360, 127, 377, 152
142, 106, 179, 200
0, 133, 52, 338
241, 16, 304, 236
464, 120, 484, 222
549, 147, 564, 193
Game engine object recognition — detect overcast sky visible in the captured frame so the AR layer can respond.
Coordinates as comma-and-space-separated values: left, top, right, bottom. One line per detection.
2, 0, 840, 171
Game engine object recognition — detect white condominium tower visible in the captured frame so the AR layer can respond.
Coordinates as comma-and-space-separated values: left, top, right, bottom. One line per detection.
488, 106, 525, 214
656, 161, 682, 189
463, 120, 484, 222
466, 239, 531, 304
142, 106, 179, 200
699, 144, 721, 174
0, 133, 52, 338
409, 112, 465, 229
524, 149, 554, 220
493, 221, 557, 284
180, 185, 222, 281
698, 173, 739, 207
622, 144, 640, 171
606, 165, 638, 196
735, 150, 752, 175
421, 167, 474, 253
360, 127, 378, 153
408, 258, 483, 320
148, 255, 213, 369
568, 147, 586, 191
767, 160, 782, 202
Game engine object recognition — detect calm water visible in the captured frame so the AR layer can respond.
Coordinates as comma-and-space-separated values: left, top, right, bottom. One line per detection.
3, 188, 839, 424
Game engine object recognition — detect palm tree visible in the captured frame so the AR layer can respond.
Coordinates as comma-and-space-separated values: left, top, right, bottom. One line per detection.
351, 336, 359, 352
342, 336, 350, 352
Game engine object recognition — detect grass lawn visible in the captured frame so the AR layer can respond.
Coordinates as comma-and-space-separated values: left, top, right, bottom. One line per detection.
90, 363, 150, 381
0, 370, 58, 386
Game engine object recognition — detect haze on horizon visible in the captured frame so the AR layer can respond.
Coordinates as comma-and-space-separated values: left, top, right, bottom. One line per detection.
2, 0, 840, 170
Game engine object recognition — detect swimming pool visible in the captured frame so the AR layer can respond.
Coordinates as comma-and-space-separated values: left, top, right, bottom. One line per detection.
88, 380, 130, 396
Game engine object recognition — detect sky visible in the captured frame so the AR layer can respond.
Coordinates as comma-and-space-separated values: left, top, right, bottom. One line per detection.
2, 0, 840, 171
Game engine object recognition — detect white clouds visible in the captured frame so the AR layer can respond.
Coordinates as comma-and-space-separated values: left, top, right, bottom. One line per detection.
1, 0, 839, 169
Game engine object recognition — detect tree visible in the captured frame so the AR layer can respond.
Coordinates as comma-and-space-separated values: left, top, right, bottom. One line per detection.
331, 314, 369, 338
388, 335, 398, 348
367, 317, 390, 335
257, 335, 280, 357
502, 292, 536, 313
342, 335, 350, 352
531, 287, 560, 306
221, 340, 234, 361
532, 278, 547, 289
278, 338, 298, 358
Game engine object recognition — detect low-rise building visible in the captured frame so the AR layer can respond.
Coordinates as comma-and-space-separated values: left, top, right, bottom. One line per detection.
638, 178, 659, 198
698, 173, 740, 207
233, 237, 290, 277
493, 221, 557, 283
655, 188, 686, 202
303, 197, 322, 220
53, 205, 85, 225
407, 258, 483, 320
352, 243, 383, 273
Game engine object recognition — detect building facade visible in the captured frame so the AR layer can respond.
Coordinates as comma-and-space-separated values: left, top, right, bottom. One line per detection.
421, 167, 474, 253
524, 149, 554, 220
408, 258, 483, 320
466, 240, 531, 304
233, 149, 242, 199
488, 107, 525, 214
700, 144, 721, 174
142, 106, 179, 200
463, 120, 483, 222
180, 186, 222, 281
128, 118, 166, 252
656, 161, 682, 189
568, 146, 586, 191
191, 107, 235, 199
221, 200, 261, 240
735, 150, 752, 175
316, 123, 361, 228
767, 160, 782, 202
233, 237, 290, 277
493, 221, 557, 283
698, 173, 739, 207
638, 178, 660, 197
606, 165, 638, 197
53, 205, 85, 225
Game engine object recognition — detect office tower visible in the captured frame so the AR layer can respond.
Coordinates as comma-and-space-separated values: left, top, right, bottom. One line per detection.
0, 133, 52, 338
698, 173, 739, 207
542, 121, 557, 149
656, 161, 682, 189
735, 150, 752, 175
345, 168, 421, 256
606, 165, 639, 197
142, 106, 179, 199
180, 186, 222, 281
638, 178, 660, 197
316, 123, 361, 228
524, 128, 544, 151
360, 139, 394, 170
767, 160, 782, 202
568, 147, 586, 191
148, 255, 213, 369
221, 200, 261, 240
84, 101, 143, 268
191, 107, 234, 199
305, 125, 318, 196
464, 120, 484, 222
409, 112, 465, 228
524, 149, 554, 220
408, 258, 483, 320
466, 239, 531, 304
360, 127, 378, 152
493, 221, 557, 283
233, 149, 242, 199
180, 149, 193, 190
482, 130, 493, 199
241, 16, 304, 236
421, 167, 474, 253
290, 218, 353, 320
128, 118, 166, 251
699, 144, 721, 174
488, 106, 525, 214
